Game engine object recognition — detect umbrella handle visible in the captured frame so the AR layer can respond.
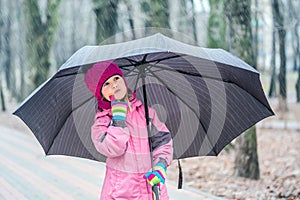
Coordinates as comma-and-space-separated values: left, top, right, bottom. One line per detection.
141, 73, 161, 200
152, 185, 160, 200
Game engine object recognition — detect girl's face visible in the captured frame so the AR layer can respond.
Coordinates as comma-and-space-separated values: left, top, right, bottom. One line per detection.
101, 75, 127, 101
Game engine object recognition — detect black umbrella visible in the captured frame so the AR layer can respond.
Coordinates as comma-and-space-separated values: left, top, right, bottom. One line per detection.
14, 33, 274, 163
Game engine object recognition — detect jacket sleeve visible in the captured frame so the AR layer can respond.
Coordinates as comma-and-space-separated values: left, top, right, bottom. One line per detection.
91, 111, 130, 158
149, 108, 173, 167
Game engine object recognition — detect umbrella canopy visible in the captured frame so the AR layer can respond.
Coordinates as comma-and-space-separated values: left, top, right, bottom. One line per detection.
13, 33, 274, 162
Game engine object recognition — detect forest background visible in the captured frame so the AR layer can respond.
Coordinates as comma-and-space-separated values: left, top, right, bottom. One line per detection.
0, 0, 299, 199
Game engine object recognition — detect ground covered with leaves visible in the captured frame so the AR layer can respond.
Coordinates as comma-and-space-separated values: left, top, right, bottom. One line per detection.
168, 128, 300, 199
168, 103, 300, 200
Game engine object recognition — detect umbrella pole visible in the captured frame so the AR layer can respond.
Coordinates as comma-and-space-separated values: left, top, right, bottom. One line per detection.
141, 73, 160, 200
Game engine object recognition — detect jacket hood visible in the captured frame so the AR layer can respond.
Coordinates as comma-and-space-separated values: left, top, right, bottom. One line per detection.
84, 61, 127, 110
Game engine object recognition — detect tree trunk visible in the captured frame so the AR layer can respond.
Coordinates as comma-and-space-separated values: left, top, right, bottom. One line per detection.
140, 0, 151, 34
287, 0, 299, 72
0, 82, 6, 112
17, 0, 26, 101
294, 23, 300, 72
269, 30, 277, 97
140, 0, 171, 36
278, 28, 287, 110
253, 0, 259, 69
93, 0, 119, 44
24, 0, 61, 89
149, 0, 170, 29
6, 0, 17, 97
169, 0, 188, 40
190, 0, 198, 45
0, 0, 4, 111
297, 66, 300, 102
272, 0, 287, 112
207, 0, 226, 49
234, 126, 259, 179
124, 0, 136, 39
3, 1, 12, 91
290, 0, 300, 101
180, 0, 189, 34
225, 0, 260, 180
71, 2, 77, 52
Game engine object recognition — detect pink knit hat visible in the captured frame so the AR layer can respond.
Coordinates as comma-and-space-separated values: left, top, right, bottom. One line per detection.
84, 61, 126, 109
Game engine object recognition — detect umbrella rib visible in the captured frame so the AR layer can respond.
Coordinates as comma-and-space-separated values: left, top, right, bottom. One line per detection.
118, 54, 182, 68
48, 94, 96, 153
54, 71, 80, 78
147, 63, 272, 114
146, 68, 219, 154
120, 54, 148, 68
148, 63, 272, 115
146, 68, 209, 134
54, 55, 235, 86
133, 71, 141, 91
122, 58, 140, 77
121, 57, 140, 66
121, 57, 143, 91
148, 64, 234, 83
145, 54, 182, 65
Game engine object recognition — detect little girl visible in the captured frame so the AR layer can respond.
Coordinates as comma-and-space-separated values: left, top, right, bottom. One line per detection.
84, 61, 173, 200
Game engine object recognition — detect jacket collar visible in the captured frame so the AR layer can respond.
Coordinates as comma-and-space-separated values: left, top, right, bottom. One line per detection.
129, 96, 143, 111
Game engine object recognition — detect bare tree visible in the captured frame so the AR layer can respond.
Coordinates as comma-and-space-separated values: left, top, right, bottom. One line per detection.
139, 0, 171, 36
3, 0, 12, 91
225, 0, 260, 180
190, 0, 198, 45
207, 0, 226, 49
271, 0, 287, 112
269, 29, 277, 97
16, 0, 26, 101
288, 0, 300, 102
168, 0, 190, 42
140, 0, 151, 33
1, 0, 19, 107
24, 0, 61, 89
297, 66, 300, 102
252, 0, 259, 67
124, 0, 136, 39
0, 83, 5, 111
287, 0, 300, 73
0, 0, 6, 111
93, 0, 119, 44
149, 0, 170, 29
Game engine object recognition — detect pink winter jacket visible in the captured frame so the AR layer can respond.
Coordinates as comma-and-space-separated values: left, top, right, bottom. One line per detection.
91, 96, 173, 200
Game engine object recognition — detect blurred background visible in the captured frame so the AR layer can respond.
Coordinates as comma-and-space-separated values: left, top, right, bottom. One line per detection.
0, 0, 299, 199
0, 0, 299, 106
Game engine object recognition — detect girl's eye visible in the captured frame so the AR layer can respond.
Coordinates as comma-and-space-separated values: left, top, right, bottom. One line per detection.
114, 76, 120, 81
103, 82, 110, 87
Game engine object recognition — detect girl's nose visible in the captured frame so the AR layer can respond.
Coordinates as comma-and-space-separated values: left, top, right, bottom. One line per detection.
111, 82, 117, 88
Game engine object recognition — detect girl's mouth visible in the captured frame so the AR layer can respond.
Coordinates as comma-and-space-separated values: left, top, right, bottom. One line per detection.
114, 89, 121, 94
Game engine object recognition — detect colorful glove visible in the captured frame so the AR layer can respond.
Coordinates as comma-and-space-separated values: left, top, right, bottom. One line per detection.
144, 162, 167, 186
111, 96, 128, 127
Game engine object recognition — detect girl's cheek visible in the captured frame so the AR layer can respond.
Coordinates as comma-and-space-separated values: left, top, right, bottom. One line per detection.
102, 88, 111, 100
118, 79, 123, 86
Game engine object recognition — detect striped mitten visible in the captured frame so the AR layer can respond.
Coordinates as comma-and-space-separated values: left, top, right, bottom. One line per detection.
111, 98, 128, 127
144, 162, 167, 186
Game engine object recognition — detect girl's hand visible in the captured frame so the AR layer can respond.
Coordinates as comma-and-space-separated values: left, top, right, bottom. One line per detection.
144, 162, 167, 186
110, 95, 128, 127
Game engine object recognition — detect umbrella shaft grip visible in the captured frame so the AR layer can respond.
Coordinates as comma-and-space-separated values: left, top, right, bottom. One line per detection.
152, 185, 160, 200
